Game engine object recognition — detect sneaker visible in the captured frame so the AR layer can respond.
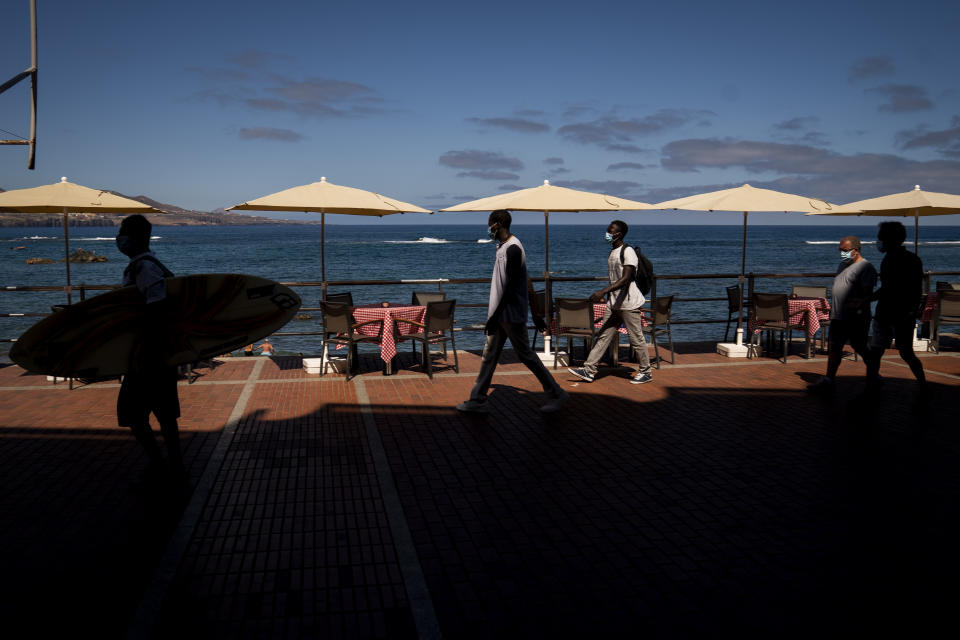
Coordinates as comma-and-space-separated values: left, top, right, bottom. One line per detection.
630, 371, 653, 385
806, 376, 835, 394
455, 399, 490, 414
568, 367, 595, 382
540, 389, 569, 414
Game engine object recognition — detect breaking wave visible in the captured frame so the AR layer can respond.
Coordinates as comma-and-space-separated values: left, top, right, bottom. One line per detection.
384, 237, 451, 244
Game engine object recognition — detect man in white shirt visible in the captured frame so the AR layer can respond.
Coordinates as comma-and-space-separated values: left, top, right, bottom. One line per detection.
569, 220, 653, 384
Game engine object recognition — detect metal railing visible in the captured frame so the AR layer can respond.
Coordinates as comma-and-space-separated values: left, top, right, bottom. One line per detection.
3, 271, 959, 344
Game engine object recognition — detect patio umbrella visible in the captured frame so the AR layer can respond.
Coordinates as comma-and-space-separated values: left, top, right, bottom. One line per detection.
227, 176, 430, 295
440, 180, 655, 278
654, 183, 859, 351
0, 177, 165, 303
805, 185, 960, 253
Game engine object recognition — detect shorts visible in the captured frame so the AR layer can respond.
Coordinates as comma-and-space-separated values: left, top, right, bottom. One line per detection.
117, 368, 181, 427
828, 317, 869, 347
870, 316, 917, 350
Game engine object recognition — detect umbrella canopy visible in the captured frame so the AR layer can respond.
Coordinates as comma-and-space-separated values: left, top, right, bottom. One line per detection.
227, 177, 430, 286
0, 177, 165, 303
806, 185, 960, 252
654, 184, 858, 346
440, 180, 655, 276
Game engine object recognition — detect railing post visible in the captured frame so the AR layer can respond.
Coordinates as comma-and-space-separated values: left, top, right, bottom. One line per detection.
923, 270, 931, 294
79, 284, 86, 301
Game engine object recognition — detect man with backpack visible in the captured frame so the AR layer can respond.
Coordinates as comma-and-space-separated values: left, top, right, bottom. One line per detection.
569, 220, 654, 385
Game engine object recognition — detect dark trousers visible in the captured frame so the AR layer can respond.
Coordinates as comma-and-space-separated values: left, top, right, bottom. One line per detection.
867, 316, 926, 384
469, 320, 560, 401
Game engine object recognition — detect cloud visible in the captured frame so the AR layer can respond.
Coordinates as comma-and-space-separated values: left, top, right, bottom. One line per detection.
498, 184, 524, 191
849, 56, 895, 83
439, 149, 524, 171
466, 117, 550, 133
562, 105, 599, 119
515, 109, 545, 117
226, 49, 294, 69
244, 76, 385, 118
897, 115, 960, 157
550, 167, 571, 175
799, 131, 830, 146
238, 127, 305, 142
558, 109, 713, 150
552, 179, 642, 196
657, 137, 960, 201
773, 116, 819, 131
868, 84, 934, 113
456, 170, 521, 180
606, 144, 650, 154
543, 157, 565, 165
607, 162, 655, 171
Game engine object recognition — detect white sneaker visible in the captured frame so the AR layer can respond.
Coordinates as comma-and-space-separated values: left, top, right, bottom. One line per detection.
456, 398, 490, 414
540, 389, 569, 414
630, 371, 653, 385
568, 367, 595, 382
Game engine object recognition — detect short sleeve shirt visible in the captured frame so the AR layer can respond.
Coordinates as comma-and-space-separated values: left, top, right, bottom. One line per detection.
607, 246, 645, 311
830, 258, 877, 320
122, 252, 169, 304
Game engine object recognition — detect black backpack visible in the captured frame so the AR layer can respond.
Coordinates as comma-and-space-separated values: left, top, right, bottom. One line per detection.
620, 244, 654, 296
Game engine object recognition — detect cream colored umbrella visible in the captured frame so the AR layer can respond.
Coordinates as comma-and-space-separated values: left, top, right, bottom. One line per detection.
227, 176, 430, 291
440, 180, 656, 279
806, 185, 960, 253
0, 177, 165, 303
654, 183, 860, 351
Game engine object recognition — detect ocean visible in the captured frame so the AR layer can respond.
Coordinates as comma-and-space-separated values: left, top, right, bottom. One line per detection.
2, 224, 959, 356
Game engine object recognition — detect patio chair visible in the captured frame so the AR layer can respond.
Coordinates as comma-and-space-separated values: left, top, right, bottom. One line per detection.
530, 289, 547, 350
642, 295, 675, 369
931, 291, 960, 353
319, 301, 383, 381
724, 284, 750, 342
321, 291, 354, 306
748, 292, 808, 363
394, 299, 459, 379
410, 291, 446, 355
791, 285, 829, 353
553, 298, 595, 369
936, 281, 960, 292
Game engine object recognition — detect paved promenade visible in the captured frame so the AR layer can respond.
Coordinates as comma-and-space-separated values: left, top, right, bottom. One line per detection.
1, 341, 958, 638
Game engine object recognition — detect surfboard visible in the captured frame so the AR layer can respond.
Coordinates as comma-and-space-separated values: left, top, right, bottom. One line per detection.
10, 274, 301, 377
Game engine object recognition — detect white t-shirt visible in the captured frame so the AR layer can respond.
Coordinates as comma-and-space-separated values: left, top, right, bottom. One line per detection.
607, 246, 645, 310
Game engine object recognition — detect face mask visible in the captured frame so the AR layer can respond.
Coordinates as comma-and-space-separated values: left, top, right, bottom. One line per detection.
116, 235, 131, 253
487, 226, 498, 240
604, 232, 615, 244
877, 240, 886, 252
839, 250, 853, 262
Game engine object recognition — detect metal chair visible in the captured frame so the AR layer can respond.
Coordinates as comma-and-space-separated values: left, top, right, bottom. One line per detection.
724, 285, 750, 342
394, 299, 459, 378
642, 295, 675, 369
322, 291, 354, 306
748, 293, 808, 363
410, 291, 446, 355
319, 301, 383, 381
931, 291, 960, 353
530, 289, 547, 350
791, 285, 829, 353
936, 281, 960, 292
553, 298, 595, 369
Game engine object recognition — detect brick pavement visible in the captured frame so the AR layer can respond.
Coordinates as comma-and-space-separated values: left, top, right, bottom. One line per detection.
0, 345, 957, 638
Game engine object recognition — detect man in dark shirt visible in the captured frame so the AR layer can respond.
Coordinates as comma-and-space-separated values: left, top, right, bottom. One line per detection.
456, 209, 568, 414
115, 214, 184, 482
865, 221, 926, 393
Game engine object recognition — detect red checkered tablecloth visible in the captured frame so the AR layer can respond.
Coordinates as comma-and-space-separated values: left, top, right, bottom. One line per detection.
750, 297, 830, 338
921, 292, 939, 323
550, 303, 639, 336
349, 304, 426, 362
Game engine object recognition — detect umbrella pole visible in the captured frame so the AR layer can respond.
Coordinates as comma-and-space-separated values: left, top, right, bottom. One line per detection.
321, 210, 326, 300
543, 210, 551, 355
735, 211, 747, 346
63, 208, 72, 304
914, 210, 919, 254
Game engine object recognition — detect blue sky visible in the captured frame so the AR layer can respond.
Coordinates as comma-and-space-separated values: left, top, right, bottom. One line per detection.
1, 0, 959, 225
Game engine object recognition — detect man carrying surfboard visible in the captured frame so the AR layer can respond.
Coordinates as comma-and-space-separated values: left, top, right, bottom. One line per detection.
115, 214, 184, 484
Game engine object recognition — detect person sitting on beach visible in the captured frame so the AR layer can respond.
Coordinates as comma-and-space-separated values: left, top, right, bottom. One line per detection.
865, 221, 927, 400
456, 209, 568, 414
569, 220, 653, 385
115, 214, 184, 483
807, 235, 876, 394
259, 338, 275, 356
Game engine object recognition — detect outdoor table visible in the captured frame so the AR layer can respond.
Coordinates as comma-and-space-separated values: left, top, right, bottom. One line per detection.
749, 297, 830, 357
350, 303, 426, 374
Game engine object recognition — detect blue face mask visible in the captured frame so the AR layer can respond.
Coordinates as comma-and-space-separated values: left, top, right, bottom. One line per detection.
604, 232, 615, 244
116, 235, 131, 253
839, 249, 853, 262
877, 240, 886, 252
487, 226, 498, 241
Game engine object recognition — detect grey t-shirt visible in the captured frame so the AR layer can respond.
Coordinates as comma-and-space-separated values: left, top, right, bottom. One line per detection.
487, 235, 529, 324
607, 246, 645, 311
831, 258, 877, 320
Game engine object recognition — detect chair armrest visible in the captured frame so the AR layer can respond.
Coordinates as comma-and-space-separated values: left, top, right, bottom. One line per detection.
352, 319, 384, 329
395, 318, 426, 329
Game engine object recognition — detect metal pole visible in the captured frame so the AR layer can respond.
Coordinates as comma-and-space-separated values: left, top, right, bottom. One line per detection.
320, 210, 326, 300
914, 210, 919, 254
28, 0, 37, 170
543, 210, 552, 354
63, 208, 71, 304
735, 211, 748, 344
